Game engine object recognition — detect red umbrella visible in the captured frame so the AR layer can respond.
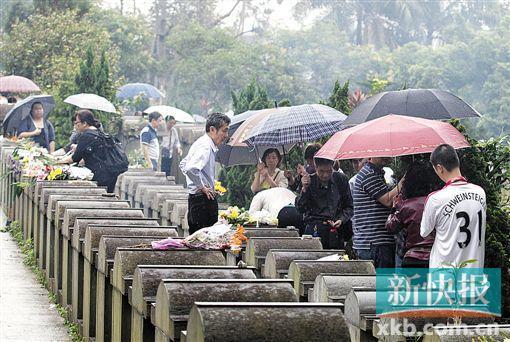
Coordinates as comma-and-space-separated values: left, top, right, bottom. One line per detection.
316, 114, 471, 160
0, 75, 41, 93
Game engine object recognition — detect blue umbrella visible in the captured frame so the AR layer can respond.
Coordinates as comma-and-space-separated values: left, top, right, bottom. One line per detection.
117, 83, 164, 100
2, 95, 55, 136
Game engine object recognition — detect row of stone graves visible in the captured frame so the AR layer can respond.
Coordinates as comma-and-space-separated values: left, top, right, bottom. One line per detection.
1, 138, 508, 342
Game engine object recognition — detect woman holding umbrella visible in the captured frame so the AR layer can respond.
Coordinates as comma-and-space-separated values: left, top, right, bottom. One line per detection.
17, 102, 55, 153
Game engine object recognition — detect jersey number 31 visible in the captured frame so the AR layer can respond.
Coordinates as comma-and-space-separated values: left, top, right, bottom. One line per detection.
456, 210, 483, 248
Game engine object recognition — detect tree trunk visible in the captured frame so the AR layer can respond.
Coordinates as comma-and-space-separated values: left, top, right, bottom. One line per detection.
356, 4, 363, 45
151, 0, 168, 88
238, 1, 246, 36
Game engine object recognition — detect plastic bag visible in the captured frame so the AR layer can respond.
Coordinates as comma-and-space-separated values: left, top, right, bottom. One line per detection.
151, 237, 185, 250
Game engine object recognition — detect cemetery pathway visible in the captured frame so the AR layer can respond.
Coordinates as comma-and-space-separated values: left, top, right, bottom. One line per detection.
0, 211, 71, 341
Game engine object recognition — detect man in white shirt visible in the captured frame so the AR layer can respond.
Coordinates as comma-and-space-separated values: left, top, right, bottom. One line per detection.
420, 144, 486, 268
179, 113, 230, 234
161, 115, 182, 176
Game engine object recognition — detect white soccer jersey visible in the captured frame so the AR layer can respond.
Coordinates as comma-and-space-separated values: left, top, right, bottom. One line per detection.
420, 178, 486, 268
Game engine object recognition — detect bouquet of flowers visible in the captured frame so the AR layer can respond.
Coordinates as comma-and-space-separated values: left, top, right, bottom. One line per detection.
151, 224, 247, 251
183, 223, 247, 250
249, 210, 279, 226
219, 206, 255, 226
214, 181, 227, 196
9, 138, 93, 182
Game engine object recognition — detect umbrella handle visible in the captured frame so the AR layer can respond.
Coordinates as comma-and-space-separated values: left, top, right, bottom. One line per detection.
282, 145, 289, 169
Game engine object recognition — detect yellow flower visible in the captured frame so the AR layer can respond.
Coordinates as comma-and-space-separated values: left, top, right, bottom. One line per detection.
230, 207, 239, 219
342, 254, 350, 261
47, 167, 63, 181
214, 181, 227, 195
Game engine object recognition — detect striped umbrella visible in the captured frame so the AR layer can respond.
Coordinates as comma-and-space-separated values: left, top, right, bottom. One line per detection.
230, 104, 347, 147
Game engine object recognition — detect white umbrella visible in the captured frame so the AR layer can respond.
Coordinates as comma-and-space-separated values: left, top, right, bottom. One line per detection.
143, 105, 195, 123
64, 93, 117, 113
193, 114, 206, 123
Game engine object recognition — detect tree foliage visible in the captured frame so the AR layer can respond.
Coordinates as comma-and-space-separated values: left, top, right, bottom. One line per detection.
296, 0, 509, 48
1, 1, 509, 140
50, 47, 121, 147
232, 79, 270, 114
33, 0, 92, 15
1, 0, 33, 33
1, 10, 115, 91
89, 8, 155, 83
327, 80, 351, 115
454, 125, 510, 317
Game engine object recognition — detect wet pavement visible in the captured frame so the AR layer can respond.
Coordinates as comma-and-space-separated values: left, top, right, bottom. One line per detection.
0, 209, 71, 341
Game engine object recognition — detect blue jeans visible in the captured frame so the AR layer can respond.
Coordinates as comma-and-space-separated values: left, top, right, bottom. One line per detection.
395, 253, 403, 268
150, 159, 158, 171
355, 249, 372, 260
355, 244, 396, 268
161, 156, 172, 176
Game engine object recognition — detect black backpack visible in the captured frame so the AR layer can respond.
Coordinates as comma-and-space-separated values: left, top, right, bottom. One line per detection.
85, 130, 129, 175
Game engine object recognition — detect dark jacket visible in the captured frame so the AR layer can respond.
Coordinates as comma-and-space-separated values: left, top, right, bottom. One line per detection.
295, 171, 353, 225
17, 116, 54, 150
386, 196, 434, 260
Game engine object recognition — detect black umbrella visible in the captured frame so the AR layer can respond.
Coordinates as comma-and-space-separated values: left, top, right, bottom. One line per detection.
343, 89, 481, 126
217, 108, 293, 166
2, 95, 55, 136
217, 143, 293, 166
217, 109, 265, 166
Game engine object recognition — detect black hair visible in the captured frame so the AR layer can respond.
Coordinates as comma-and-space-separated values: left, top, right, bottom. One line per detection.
402, 161, 441, 199
165, 115, 175, 122
304, 143, 322, 160
148, 111, 162, 122
430, 144, 460, 172
261, 148, 282, 167
74, 109, 101, 128
206, 112, 230, 132
314, 157, 334, 168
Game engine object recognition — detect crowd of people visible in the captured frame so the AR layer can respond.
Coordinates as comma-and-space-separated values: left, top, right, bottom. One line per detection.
179, 114, 487, 270
15, 105, 487, 269
11, 102, 128, 193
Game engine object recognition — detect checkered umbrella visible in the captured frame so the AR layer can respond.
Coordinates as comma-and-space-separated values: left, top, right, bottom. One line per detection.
234, 104, 347, 147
